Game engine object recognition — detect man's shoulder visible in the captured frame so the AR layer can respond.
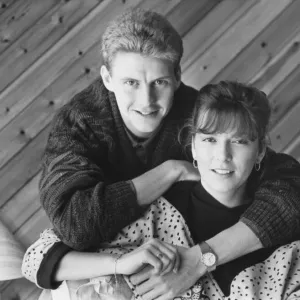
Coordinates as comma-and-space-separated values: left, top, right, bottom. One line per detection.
54, 77, 112, 124
179, 82, 198, 95
168, 82, 198, 122
173, 82, 198, 111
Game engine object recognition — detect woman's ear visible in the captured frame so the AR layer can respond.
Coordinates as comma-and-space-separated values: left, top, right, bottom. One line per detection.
100, 65, 114, 92
257, 140, 267, 164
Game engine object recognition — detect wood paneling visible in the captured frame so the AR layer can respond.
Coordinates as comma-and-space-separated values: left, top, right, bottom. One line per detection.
0, 0, 299, 299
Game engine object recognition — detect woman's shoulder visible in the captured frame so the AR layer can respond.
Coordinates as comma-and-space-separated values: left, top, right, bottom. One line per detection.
163, 180, 198, 202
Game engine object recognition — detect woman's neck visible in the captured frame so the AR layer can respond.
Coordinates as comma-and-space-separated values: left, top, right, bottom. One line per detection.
201, 181, 250, 208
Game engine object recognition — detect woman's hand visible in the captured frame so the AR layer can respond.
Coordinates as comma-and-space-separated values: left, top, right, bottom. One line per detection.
129, 245, 205, 300
116, 239, 180, 276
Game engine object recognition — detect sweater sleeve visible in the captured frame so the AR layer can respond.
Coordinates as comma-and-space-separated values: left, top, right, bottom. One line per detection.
240, 148, 300, 247
39, 107, 145, 251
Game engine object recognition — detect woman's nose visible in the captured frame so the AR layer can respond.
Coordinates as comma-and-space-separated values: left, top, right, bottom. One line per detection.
214, 143, 232, 162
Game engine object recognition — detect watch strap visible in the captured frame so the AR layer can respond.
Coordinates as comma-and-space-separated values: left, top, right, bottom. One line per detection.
198, 241, 217, 272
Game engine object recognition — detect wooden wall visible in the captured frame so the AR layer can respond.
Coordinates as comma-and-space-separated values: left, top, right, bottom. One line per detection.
0, 0, 299, 299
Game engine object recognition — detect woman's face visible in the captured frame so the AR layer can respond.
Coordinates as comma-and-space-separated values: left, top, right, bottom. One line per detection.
192, 130, 265, 205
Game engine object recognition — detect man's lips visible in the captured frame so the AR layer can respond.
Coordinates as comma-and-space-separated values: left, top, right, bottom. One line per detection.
134, 109, 159, 116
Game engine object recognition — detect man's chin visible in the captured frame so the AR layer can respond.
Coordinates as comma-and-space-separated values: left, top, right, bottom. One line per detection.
131, 125, 160, 138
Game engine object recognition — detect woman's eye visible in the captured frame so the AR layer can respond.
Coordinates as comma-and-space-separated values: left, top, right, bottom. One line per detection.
203, 137, 216, 143
233, 139, 248, 145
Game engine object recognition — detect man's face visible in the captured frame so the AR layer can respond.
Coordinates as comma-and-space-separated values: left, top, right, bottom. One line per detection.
101, 52, 180, 138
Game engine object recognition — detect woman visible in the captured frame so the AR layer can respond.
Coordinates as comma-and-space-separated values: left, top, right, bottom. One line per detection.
22, 81, 300, 300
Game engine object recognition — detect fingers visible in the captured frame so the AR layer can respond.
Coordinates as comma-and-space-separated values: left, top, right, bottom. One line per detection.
139, 287, 161, 300
135, 275, 157, 296
130, 265, 153, 285
141, 247, 164, 274
145, 239, 179, 275
157, 243, 180, 275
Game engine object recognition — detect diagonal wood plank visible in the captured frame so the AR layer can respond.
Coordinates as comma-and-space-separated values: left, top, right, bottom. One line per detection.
166, 0, 222, 37
0, 0, 59, 54
284, 131, 300, 162
1, 277, 42, 300
0, 125, 50, 208
182, 0, 294, 89
0, 0, 101, 92
268, 65, 300, 126
138, 0, 182, 16
250, 31, 300, 94
182, 0, 257, 72
0, 1, 221, 175
15, 207, 51, 248
0, 0, 143, 130
0, 0, 18, 17
270, 99, 300, 152
212, 0, 300, 85
0, 172, 41, 234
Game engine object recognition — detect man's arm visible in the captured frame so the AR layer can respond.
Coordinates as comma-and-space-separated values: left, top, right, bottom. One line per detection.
208, 150, 300, 266
40, 109, 199, 251
241, 149, 300, 246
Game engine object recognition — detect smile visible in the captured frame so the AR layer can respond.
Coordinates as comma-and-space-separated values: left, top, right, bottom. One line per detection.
135, 110, 158, 117
212, 169, 234, 175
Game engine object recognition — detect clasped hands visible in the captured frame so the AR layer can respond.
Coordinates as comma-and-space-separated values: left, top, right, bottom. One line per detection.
118, 239, 206, 300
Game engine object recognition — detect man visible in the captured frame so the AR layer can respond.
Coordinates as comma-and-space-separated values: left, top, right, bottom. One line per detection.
38, 8, 300, 299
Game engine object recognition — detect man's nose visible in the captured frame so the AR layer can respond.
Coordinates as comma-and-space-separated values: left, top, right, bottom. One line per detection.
139, 85, 155, 106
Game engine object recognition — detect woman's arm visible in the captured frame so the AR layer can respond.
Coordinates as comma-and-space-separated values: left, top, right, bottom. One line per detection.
203, 150, 300, 267
22, 229, 180, 289
206, 221, 262, 265
55, 239, 180, 282
130, 150, 300, 300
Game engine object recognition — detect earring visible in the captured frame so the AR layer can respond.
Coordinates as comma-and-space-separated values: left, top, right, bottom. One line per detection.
193, 159, 198, 168
255, 162, 261, 171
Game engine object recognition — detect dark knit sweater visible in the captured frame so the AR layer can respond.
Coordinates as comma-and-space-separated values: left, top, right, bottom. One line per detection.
40, 77, 300, 251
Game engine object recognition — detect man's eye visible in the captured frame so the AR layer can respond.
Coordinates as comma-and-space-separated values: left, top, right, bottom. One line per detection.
154, 79, 167, 86
125, 80, 137, 86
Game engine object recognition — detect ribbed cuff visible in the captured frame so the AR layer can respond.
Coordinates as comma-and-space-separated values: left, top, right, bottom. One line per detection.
37, 242, 72, 289
240, 216, 271, 248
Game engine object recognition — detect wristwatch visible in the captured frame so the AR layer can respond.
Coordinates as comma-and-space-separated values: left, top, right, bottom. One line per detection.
198, 241, 218, 272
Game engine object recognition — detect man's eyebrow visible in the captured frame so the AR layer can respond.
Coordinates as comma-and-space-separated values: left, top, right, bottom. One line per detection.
120, 77, 138, 80
154, 76, 173, 80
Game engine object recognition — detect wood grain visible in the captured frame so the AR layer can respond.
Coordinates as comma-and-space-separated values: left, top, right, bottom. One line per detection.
0, 2, 299, 298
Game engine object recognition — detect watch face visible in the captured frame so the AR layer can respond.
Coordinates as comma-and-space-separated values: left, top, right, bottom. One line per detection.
203, 253, 216, 267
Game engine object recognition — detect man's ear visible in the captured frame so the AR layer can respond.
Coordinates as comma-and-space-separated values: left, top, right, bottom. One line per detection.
191, 137, 196, 160
174, 66, 182, 90
100, 65, 114, 92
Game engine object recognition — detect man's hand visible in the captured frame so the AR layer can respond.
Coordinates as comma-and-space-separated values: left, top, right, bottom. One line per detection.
174, 160, 201, 182
129, 245, 206, 300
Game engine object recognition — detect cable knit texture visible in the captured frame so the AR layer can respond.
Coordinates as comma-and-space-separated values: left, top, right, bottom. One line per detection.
39, 77, 300, 251
39, 78, 196, 250
242, 151, 300, 246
